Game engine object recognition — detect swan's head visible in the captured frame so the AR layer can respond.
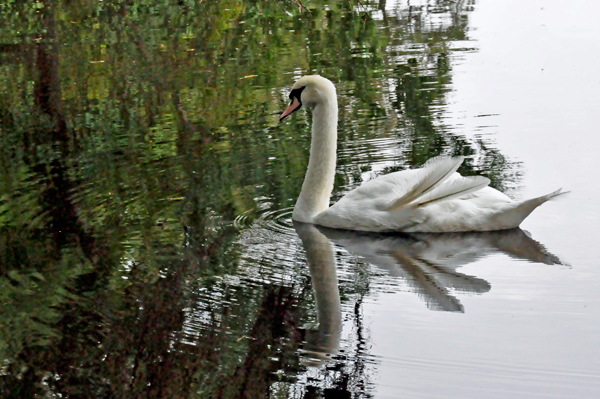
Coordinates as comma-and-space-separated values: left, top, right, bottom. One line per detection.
279, 75, 336, 122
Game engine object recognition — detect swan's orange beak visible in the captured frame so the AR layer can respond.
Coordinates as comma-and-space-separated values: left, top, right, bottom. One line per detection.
279, 97, 302, 122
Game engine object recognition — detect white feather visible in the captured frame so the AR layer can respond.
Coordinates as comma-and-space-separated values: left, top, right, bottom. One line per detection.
413, 175, 491, 207
386, 156, 464, 210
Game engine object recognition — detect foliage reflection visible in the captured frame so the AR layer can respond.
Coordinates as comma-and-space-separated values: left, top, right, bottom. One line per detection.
0, 0, 525, 397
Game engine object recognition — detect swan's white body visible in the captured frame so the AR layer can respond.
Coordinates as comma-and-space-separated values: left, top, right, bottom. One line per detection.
281, 75, 565, 233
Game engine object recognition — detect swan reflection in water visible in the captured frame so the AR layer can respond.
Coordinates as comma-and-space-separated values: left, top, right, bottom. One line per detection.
294, 221, 563, 363
294, 221, 343, 367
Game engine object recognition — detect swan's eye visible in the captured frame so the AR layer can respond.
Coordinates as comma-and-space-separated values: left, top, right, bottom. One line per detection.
289, 86, 306, 101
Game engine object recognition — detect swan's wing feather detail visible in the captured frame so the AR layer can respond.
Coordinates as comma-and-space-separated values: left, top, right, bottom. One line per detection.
414, 175, 491, 206
386, 156, 464, 211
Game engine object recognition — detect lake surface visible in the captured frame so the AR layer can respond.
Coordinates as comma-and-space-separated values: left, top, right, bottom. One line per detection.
1, 0, 599, 398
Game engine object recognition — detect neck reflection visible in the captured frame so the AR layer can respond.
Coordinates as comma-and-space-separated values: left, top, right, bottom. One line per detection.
294, 221, 342, 367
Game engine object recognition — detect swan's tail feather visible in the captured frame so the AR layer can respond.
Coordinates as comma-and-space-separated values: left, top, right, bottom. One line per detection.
542, 188, 570, 200
516, 188, 568, 214
492, 188, 568, 228
387, 156, 464, 211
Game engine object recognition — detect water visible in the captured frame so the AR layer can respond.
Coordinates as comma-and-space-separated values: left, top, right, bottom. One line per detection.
1, 0, 599, 397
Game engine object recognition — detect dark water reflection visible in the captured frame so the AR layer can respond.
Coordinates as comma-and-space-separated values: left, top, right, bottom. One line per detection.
0, 0, 560, 397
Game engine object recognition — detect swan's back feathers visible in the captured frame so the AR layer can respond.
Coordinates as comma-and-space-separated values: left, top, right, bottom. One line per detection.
386, 156, 490, 210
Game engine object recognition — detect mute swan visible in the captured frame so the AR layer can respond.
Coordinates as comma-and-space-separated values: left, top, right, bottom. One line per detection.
280, 75, 566, 233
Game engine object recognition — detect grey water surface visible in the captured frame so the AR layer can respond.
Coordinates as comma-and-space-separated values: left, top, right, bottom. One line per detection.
0, 0, 598, 398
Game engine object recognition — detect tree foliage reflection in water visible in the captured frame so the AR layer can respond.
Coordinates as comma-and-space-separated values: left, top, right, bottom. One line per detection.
0, 0, 520, 397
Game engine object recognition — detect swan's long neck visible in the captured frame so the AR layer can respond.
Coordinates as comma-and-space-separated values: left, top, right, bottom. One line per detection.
292, 97, 338, 223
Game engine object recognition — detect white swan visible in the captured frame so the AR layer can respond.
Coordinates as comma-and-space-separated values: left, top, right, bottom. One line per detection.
280, 75, 566, 233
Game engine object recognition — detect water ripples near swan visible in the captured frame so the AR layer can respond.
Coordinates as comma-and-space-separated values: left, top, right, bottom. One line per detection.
235, 207, 307, 287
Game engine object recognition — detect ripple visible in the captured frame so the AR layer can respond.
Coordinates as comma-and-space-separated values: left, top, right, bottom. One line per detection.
235, 206, 306, 286
233, 210, 254, 229
254, 206, 296, 237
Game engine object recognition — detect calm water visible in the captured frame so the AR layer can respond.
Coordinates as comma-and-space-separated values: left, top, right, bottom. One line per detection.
1, 0, 599, 398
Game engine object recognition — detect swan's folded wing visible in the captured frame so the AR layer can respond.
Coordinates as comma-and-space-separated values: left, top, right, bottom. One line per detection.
412, 175, 491, 207
314, 157, 493, 232
386, 156, 465, 211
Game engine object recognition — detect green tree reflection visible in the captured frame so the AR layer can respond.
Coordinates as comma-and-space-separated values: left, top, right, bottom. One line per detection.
0, 0, 516, 397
